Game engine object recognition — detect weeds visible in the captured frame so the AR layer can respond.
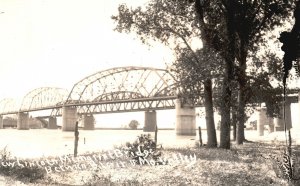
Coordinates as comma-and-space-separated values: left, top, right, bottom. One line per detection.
0, 146, 46, 183
0, 141, 299, 185
83, 173, 113, 186
262, 148, 300, 185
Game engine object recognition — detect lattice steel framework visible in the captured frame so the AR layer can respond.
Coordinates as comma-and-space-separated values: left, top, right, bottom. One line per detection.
0, 98, 20, 115
20, 87, 69, 112
53, 66, 178, 115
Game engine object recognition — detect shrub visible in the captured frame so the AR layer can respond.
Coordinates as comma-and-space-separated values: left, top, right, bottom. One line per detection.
124, 134, 162, 165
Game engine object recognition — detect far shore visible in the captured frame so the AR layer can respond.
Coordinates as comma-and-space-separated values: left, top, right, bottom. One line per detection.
93, 127, 175, 130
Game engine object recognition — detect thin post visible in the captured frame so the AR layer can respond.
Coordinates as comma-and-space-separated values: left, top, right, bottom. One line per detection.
154, 124, 158, 149
198, 126, 203, 147
74, 121, 79, 157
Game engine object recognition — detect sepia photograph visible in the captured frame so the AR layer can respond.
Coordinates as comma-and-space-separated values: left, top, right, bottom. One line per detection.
0, 0, 300, 185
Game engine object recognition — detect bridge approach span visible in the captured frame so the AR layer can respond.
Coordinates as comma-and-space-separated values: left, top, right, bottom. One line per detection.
20, 87, 69, 112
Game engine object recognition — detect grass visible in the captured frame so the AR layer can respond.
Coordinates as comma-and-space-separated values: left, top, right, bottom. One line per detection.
49, 142, 300, 185
0, 141, 299, 185
0, 146, 46, 184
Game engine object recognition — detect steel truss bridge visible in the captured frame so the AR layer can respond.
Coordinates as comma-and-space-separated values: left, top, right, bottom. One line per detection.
0, 66, 202, 117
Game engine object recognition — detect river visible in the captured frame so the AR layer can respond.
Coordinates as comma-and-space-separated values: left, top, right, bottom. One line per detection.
0, 128, 298, 159
0, 129, 201, 158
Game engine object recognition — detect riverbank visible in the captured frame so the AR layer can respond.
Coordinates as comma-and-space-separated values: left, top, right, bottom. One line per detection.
0, 129, 299, 185
0, 140, 299, 186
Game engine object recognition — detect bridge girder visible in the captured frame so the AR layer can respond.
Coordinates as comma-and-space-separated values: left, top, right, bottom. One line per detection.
52, 97, 177, 116
20, 87, 68, 112
66, 66, 178, 105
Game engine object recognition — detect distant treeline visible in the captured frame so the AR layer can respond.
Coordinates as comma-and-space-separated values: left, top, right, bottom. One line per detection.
2, 117, 43, 129
94, 128, 174, 130
3, 117, 17, 128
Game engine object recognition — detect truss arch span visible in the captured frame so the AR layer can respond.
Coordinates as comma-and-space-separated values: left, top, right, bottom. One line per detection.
20, 87, 69, 111
66, 66, 177, 104
0, 98, 20, 115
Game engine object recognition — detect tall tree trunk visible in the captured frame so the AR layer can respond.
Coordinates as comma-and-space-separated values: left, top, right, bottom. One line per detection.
219, 0, 236, 149
236, 87, 246, 144
204, 79, 217, 147
194, 3, 217, 148
232, 106, 237, 141
195, 0, 235, 149
219, 75, 232, 149
236, 41, 247, 145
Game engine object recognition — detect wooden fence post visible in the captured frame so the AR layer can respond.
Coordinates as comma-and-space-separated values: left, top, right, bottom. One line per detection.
198, 126, 203, 147
74, 121, 79, 157
154, 124, 158, 149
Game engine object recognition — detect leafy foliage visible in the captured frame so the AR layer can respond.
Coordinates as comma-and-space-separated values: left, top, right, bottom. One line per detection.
247, 74, 282, 117
124, 134, 161, 165
112, 0, 198, 48
233, 0, 294, 52
170, 47, 224, 105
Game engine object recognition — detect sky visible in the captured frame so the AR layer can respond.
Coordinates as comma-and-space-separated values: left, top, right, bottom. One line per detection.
0, 0, 174, 101
0, 0, 180, 127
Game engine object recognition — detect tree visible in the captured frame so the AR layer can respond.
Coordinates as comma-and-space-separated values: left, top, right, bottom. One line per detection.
112, 1, 220, 147
171, 47, 223, 147
128, 120, 140, 130
247, 51, 284, 118
113, 0, 296, 149
195, 0, 296, 147
194, 0, 236, 149
230, 0, 295, 144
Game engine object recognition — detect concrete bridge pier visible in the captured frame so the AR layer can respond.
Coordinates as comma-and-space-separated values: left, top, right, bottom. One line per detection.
257, 107, 267, 136
82, 114, 95, 130
143, 110, 157, 132
284, 101, 292, 130
175, 99, 196, 136
17, 112, 29, 130
268, 117, 274, 133
62, 106, 77, 131
48, 117, 58, 129
274, 101, 292, 132
0, 115, 3, 129
274, 117, 284, 131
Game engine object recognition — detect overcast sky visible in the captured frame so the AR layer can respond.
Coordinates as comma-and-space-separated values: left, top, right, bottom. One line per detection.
0, 0, 174, 101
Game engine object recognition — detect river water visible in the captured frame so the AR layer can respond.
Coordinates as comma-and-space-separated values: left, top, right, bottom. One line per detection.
0, 128, 298, 159
0, 129, 201, 158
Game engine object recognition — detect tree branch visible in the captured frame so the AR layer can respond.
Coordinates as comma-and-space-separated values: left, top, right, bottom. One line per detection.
164, 24, 200, 64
